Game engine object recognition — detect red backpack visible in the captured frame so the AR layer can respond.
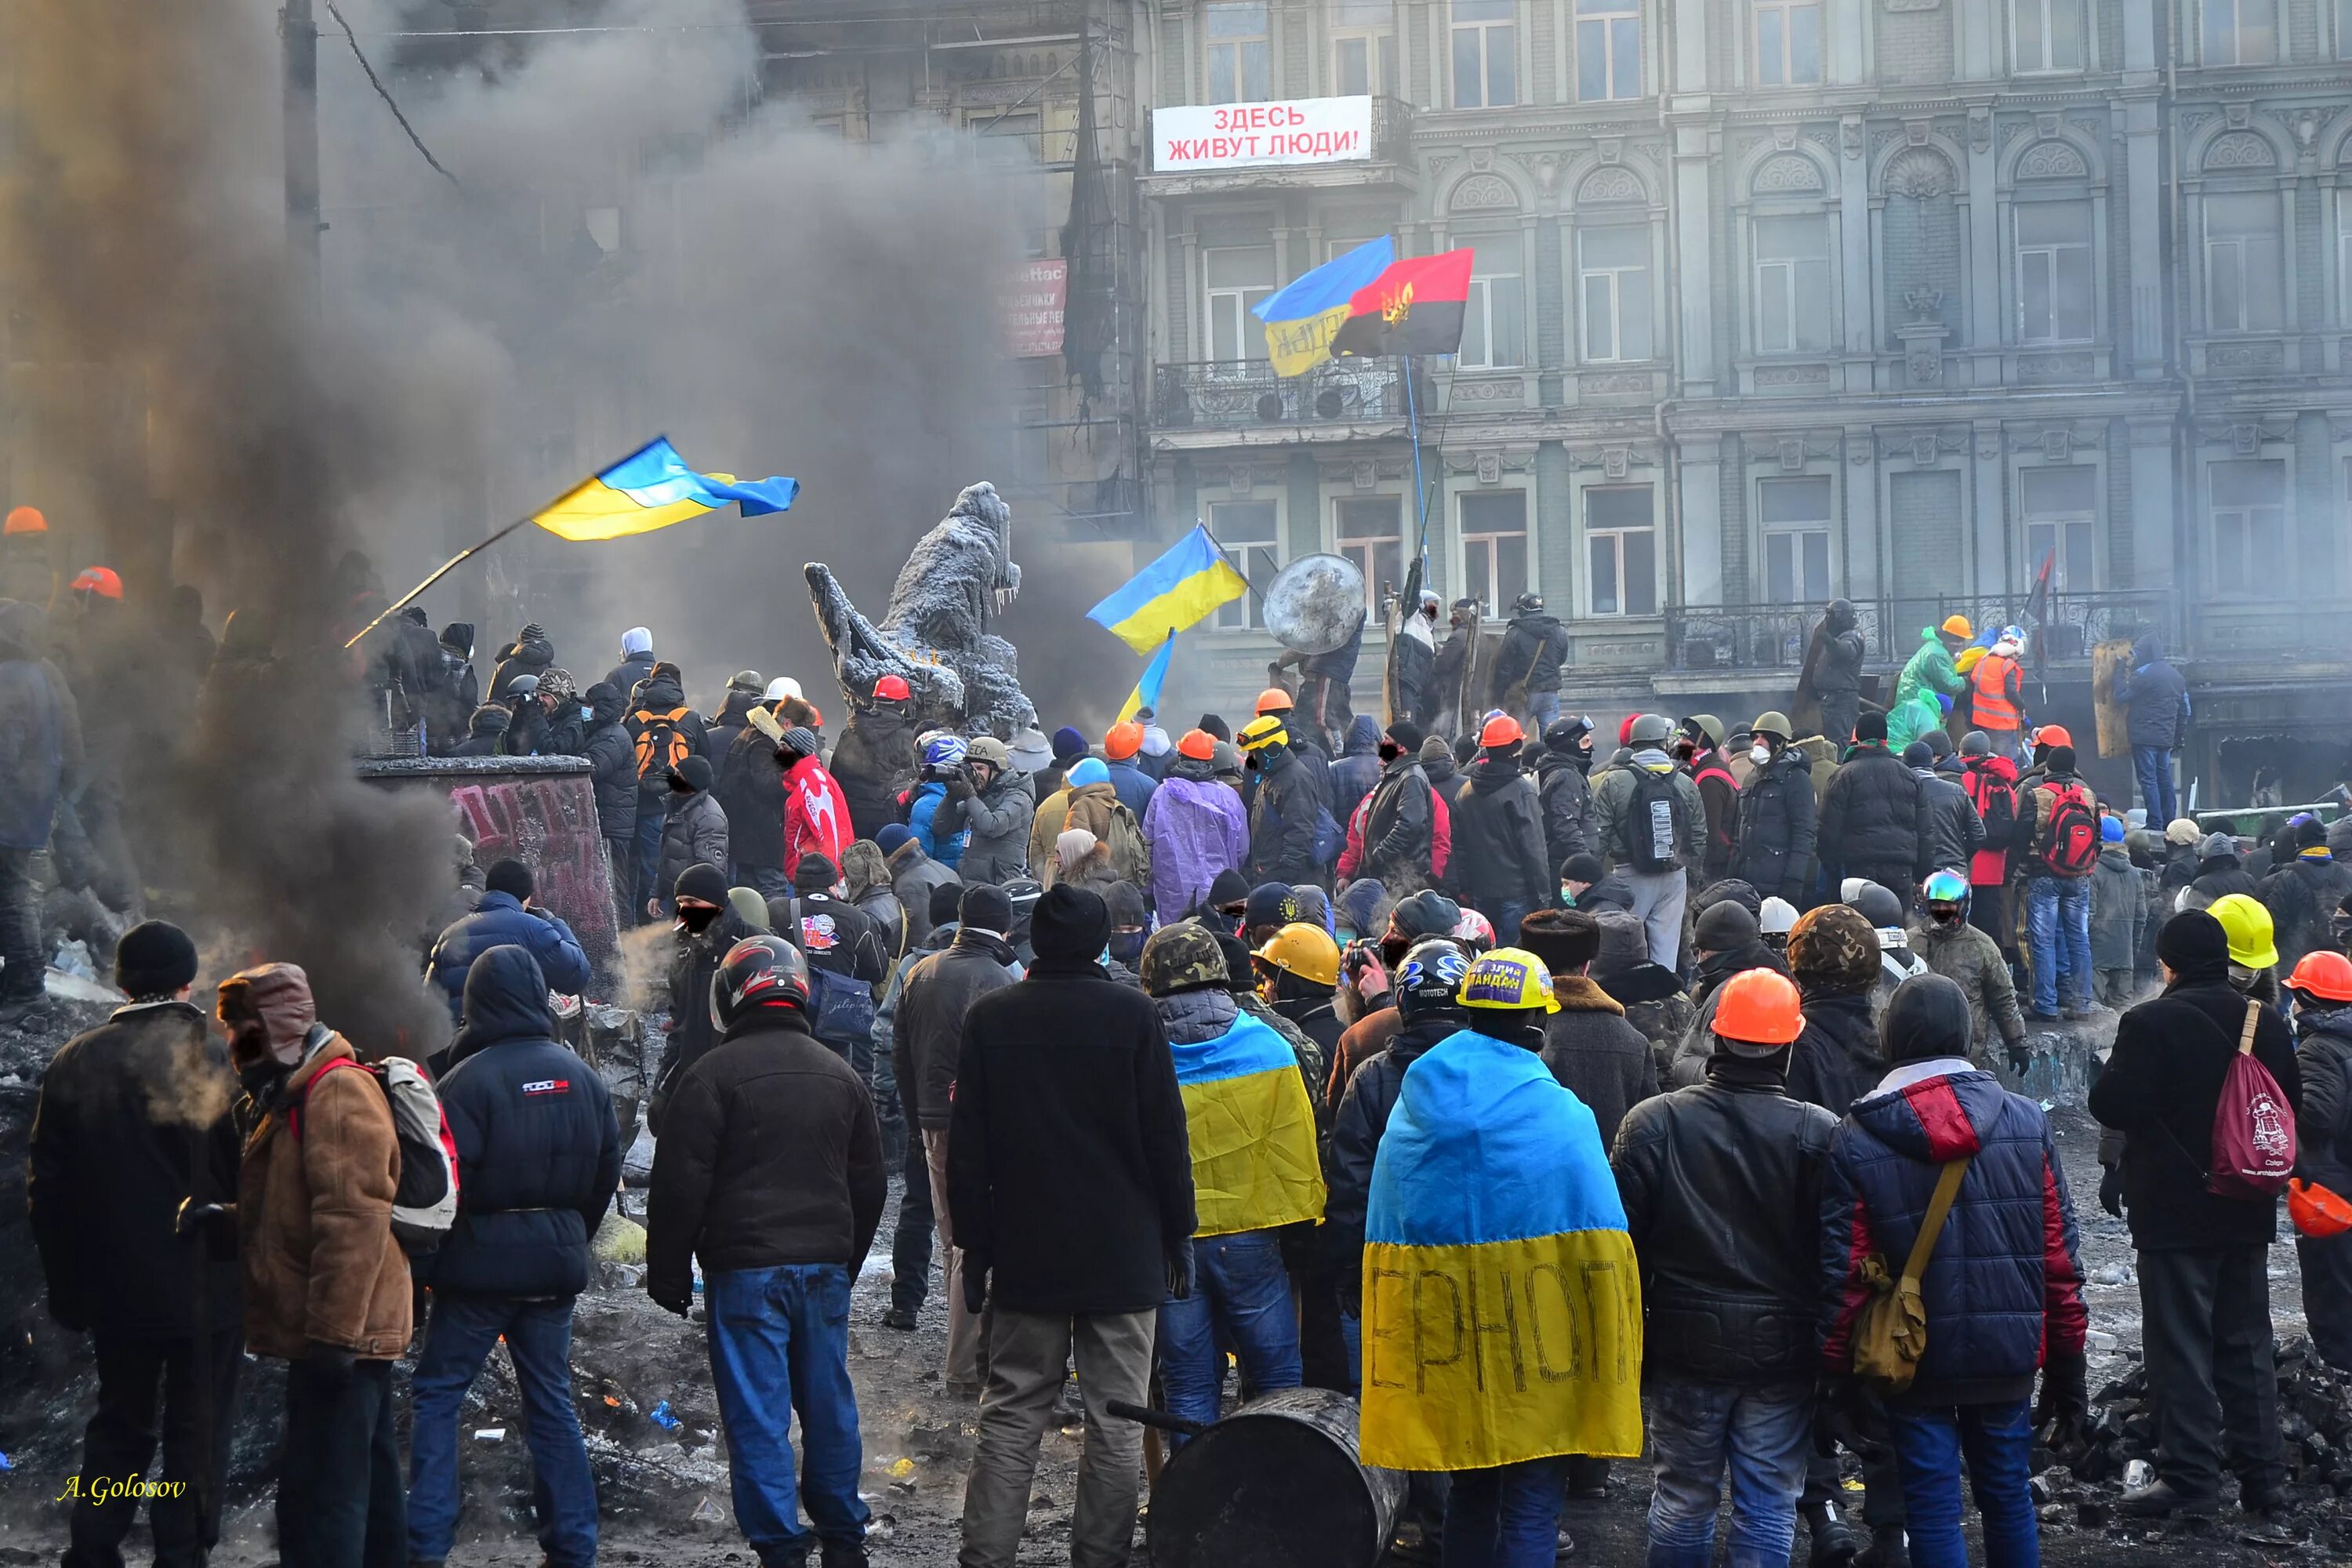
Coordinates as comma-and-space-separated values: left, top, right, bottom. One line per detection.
2036, 780, 2099, 877
2208, 1000, 2296, 1200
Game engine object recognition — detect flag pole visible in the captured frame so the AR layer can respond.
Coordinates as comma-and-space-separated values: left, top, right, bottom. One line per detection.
341, 515, 534, 651
1405, 354, 1431, 558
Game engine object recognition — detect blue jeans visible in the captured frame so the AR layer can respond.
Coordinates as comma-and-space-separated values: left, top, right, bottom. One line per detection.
408, 1294, 596, 1568
633, 794, 669, 917
1156, 1229, 1301, 1442
2133, 746, 2177, 829
1644, 1375, 1815, 1568
705, 1265, 870, 1561
1525, 691, 1560, 735
1886, 1399, 2038, 1568
2027, 877, 2092, 1014
1444, 1456, 1567, 1568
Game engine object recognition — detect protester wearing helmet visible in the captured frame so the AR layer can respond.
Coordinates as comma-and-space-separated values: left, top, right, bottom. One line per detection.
1909, 867, 2027, 1073
1487, 590, 1569, 734
907, 735, 971, 870
1592, 714, 1707, 970
645, 932, 886, 1564
1320, 891, 1467, 1107
2206, 891, 2280, 995
2089, 910, 2302, 1520
2285, 949, 2352, 1370
1237, 713, 1330, 888
1254, 922, 1346, 1075
946, 735, 1036, 887
1530, 714, 1598, 874
830, 670, 921, 842
1613, 964, 1835, 1568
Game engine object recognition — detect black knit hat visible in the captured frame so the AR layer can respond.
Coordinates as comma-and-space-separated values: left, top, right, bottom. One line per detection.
1561, 853, 1605, 885
1855, 710, 1889, 743
673, 862, 728, 906
2158, 909, 2230, 984
929, 883, 966, 926
1206, 868, 1252, 913
670, 754, 715, 793
793, 853, 840, 893
1693, 900, 1760, 953
960, 884, 1014, 935
114, 920, 198, 999
1033, 884, 1110, 960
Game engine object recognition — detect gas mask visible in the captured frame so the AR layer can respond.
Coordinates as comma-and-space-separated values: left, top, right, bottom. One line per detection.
1928, 903, 1965, 928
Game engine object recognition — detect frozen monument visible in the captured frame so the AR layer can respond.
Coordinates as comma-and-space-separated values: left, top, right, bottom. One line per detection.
804, 480, 1040, 740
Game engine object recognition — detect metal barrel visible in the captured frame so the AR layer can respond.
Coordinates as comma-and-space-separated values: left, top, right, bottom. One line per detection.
1143, 1387, 1406, 1568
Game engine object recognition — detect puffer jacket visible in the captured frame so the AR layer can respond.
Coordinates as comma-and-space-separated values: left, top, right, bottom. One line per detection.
2180, 855, 2259, 913
957, 768, 1036, 887
1910, 917, 2024, 1054
887, 837, 963, 948
238, 1027, 411, 1360
428, 891, 591, 1023
1818, 744, 1926, 886
891, 926, 1021, 1128
1246, 740, 1327, 887
2112, 631, 2190, 750
1821, 1059, 2088, 1406
1448, 753, 1551, 913
1613, 1053, 1839, 1384
488, 624, 554, 702
1786, 989, 1883, 1117
1915, 765, 1984, 879
2296, 1006, 2352, 1198
582, 685, 638, 840
1732, 747, 1818, 905
715, 720, 786, 874
657, 787, 731, 908
2090, 845, 2148, 971
1323, 1015, 1453, 1287
424, 946, 622, 1298
1145, 762, 1251, 918
1327, 717, 1383, 827
1530, 742, 1593, 871
1592, 750, 1707, 873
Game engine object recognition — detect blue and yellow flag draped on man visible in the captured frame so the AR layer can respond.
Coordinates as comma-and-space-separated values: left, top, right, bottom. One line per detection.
1360, 1030, 1643, 1471
1170, 1012, 1324, 1237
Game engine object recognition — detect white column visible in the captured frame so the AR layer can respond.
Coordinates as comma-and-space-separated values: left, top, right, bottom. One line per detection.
1672, 0, 1710, 93
1972, 422, 2007, 593
1965, 106, 2002, 383
1840, 114, 1872, 357
1673, 123, 1717, 390
1679, 437, 1725, 606
2124, 99, 2165, 375
1844, 428, 1881, 597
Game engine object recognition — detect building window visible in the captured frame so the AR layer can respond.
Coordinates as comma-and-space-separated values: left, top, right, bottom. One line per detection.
1754, 0, 1822, 86
1760, 477, 1833, 603
1461, 232, 1526, 369
2016, 201, 2095, 344
2210, 461, 2282, 594
1754, 213, 1832, 354
2205, 193, 2284, 334
2339, 0, 2352, 58
1210, 500, 1281, 628
1586, 485, 1656, 616
2201, 0, 2276, 64
1579, 224, 1653, 361
2021, 466, 2098, 593
1575, 0, 1642, 101
1335, 497, 1406, 612
1460, 490, 1530, 612
1334, 0, 1399, 96
1203, 246, 1275, 363
1206, 2, 1272, 103
2011, 0, 2085, 71
1451, 0, 1517, 108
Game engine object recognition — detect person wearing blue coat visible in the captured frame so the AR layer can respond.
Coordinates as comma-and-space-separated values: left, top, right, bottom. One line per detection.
2112, 630, 2191, 829
426, 858, 591, 1024
909, 735, 970, 870
407, 945, 622, 1568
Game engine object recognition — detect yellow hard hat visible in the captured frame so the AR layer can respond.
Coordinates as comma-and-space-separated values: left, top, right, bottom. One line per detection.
2207, 893, 2279, 971
1254, 922, 1341, 987
1238, 714, 1288, 753
1461, 946, 1560, 1014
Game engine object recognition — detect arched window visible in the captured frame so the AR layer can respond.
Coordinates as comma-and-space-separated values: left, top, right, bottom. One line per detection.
2012, 141, 2096, 344
1451, 176, 1526, 368
2200, 134, 2284, 334
1574, 168, 1653, 362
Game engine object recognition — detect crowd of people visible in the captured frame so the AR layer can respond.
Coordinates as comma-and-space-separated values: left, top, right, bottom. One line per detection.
13, 571, 2352, 1568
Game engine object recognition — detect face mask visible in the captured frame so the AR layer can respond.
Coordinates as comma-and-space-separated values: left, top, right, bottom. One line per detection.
1377, 741, 1403, 763
679, 904, 721, 935
1674, 740, 1697, 760
1750, 744, 1773, 767
1930, 909, 1962, 927
1245, 753, 1260, 771
1560, 884, 1577, 906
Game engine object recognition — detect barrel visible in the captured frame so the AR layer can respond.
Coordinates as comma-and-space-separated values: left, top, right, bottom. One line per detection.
1144, 1387, 1406, 1568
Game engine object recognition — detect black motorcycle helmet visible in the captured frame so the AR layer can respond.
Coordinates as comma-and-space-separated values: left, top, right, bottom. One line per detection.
1394, 937, 1471, 1022
710, 935, 811, 1033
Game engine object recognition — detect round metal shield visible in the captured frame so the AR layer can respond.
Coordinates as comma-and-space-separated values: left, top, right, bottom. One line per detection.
1261, 553, 1367, 655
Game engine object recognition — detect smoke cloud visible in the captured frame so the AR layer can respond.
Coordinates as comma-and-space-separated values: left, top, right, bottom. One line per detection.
1, 0, 1053, 1038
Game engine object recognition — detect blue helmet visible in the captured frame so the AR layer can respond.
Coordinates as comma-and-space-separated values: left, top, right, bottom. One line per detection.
923, 735, 968, 770
1921, 869, 1970, 918
1396, 938, 1471, 1021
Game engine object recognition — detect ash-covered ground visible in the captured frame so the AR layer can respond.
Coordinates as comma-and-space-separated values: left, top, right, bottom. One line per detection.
0, 1007, 2346, 1566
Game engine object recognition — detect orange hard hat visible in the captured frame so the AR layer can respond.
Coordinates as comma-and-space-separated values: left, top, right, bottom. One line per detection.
1479, 711, 1523, 748
3, 505, 45, 535
69, 566, 122, 601
873, 673, 910, 702
1939, 614, 1973, 640
1177, 728, 1216, 761
1255, 687, 1294, 715
2034, 724, 2072, 749
2289, 1178, 2352, 1239
1105, 721, 1144, 760
2287, 949, 2352, 1004
1711, 967, 1806, 1045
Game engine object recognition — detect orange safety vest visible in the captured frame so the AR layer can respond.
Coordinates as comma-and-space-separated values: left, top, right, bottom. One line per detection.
1971, 652, 2022, 731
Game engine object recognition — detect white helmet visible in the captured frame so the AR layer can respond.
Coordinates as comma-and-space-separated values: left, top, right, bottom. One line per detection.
764, 677, 803, 703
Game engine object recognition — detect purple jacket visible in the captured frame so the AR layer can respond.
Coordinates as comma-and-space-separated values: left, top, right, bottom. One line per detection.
1144, 768, 1250, 918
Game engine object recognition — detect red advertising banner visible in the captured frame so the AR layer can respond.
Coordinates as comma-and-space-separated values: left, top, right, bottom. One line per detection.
1001, 258, 1068, 358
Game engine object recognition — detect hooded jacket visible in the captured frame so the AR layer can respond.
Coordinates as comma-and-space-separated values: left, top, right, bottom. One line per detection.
841, 841, 909, 963
1960, 753, 2019, 885
715, 719, 787, 873
887, 837, 962, 949
1818, 743, 1926, 885
1613, 1052, 1838, 1384
1246, 739, 1327, 887
29, 1000, 242, 1334
452, 703, 510, 758
1327, 717, 1384, 826
1785, 989, 1884, 1117
1447, 752, 1551, 913
1821, 1050, 2087, 1405
1732, 746, 1818, 905
1889, 629, 1965, 749
1813, 601, 1867, 697
1144, 761, 1251, 919
2091, 844, 2149, 971
658, 786, 731, 907
703, 688, 761, 764
428, 890, 592, 1024
892, 926, 1021, 1129
603, 650, 658, 703
2180, 855, 2259, 913
0, 601, 80, 851
956, 767, 1037, 887
1915, 763, 1986, 877
488, 625, 554, 703
581, 684, 638, 840
782, 753, 853, 880
2112, 631, 2190, 750
424, 947, 622, 1298
624, 668, 710, 796
1059, 779, 1150, 888
1490, 610, 1570, 699
1530, 741, 1594, 870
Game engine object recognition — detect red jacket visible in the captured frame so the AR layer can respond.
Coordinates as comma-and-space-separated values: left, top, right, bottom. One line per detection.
1960, 753, 2019, 887
1335, 786, 1450, 881
782, 755, 852, 877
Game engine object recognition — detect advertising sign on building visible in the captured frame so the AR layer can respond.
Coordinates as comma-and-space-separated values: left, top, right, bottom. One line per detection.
1152, 96, 1374, 173
1000, 258, 1068, 358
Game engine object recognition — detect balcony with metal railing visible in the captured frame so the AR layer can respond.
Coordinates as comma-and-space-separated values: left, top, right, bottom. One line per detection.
1663, 590, 2180, 673
1149, 358, 1427, 447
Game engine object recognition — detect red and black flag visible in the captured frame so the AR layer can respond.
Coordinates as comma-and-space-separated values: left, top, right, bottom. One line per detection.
1331, 248, 1473, 360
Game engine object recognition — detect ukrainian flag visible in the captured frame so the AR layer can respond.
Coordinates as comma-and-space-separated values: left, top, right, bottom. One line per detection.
1361, 1030, 1643, 1472
532, 437, 800, 543
1114, 629, 1177, 727
1251, 236, 1396, 377
1086, 524, 1248, 655
1171, 1011, 1325, 1238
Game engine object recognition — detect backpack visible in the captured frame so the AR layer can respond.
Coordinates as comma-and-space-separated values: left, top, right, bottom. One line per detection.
1103, 800, 1154, 886
2206, 1000, 2296, 1200
291, 1053, 460, 1251
1849, 1155, 1972, 1392
1624, 768, 1685, 874
632, 705, 692, 782
2036, 781, 2100, 877
784, 898, 879, 1051
1969, 767, 2017, 848
1312, 802, 1344, 866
